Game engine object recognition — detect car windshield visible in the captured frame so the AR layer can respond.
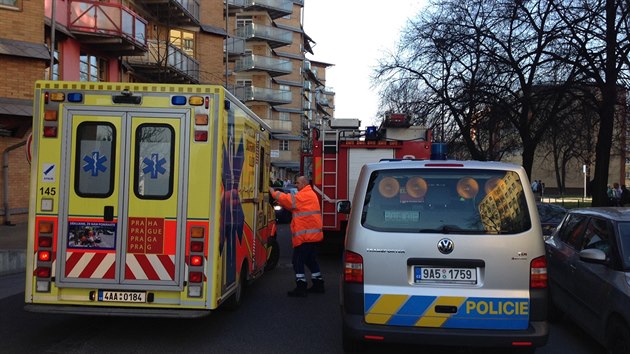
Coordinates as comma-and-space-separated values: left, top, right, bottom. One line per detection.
617, 222, 630, 269
360, 168, 531, 234
537, 204, 567, 223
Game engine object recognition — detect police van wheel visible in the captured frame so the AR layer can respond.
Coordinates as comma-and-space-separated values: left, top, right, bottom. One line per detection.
342, 325, 363, 353
224, 263, 247, 310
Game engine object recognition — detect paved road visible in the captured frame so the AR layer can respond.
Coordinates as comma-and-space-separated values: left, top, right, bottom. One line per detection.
0, 224, 605, 353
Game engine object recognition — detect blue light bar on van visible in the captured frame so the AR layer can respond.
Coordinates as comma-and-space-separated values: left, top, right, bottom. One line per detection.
67, 93, 83, 103
172, 96, 187, 105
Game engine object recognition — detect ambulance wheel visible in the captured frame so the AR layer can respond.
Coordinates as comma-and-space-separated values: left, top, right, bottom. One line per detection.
224, 262, 247, 311
265, 238, 280, 271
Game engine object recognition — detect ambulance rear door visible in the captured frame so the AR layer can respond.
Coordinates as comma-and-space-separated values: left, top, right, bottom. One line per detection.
57, 106, 188, 291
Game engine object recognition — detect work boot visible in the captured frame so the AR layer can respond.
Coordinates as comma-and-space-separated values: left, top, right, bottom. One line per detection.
308, 278, 325, 294
287, 280, 307, 297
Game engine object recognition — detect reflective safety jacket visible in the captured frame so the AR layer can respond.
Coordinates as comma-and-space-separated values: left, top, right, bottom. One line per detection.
273, 185, 323, 247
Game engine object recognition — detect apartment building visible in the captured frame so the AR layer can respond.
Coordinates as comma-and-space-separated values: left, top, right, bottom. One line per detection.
0, 0, 334, 223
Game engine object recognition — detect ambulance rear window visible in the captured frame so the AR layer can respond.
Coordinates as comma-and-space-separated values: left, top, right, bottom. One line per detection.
134, 124, 174, 199
75, 122, 116, 197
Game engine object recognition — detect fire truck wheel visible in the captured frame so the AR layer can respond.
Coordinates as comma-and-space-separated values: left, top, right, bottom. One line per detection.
224, 262, 248, 311
265, 238, 280, 271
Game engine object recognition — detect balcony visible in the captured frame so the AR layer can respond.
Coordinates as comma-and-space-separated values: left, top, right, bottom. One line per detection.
139, 0, 200, 27
242, 0, 293, 19
231, 85, 292, 105
126, 39, 199, 83
235, 23, 292, 49
224, 37, 245, 60
263, 119, 292, 134
67, 0, 147, 55
235, 54, 292, 77
316, 94, 330, 107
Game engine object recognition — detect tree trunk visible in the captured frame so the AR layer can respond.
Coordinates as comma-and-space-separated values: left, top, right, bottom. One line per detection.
592, 0, 618, 207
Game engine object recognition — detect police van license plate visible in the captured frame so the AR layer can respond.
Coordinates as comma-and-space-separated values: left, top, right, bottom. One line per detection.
98, 290, 146, 303
414, 266, 477, 284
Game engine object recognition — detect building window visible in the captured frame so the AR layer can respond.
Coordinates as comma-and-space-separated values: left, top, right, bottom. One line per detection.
0, 0, 19, 9
279, 112, 290, 121
236, 16, 252, 29
237, 79, 252, 87
80, 54, 107, 82
170, 29, 195, 57
280, 140, 290, 151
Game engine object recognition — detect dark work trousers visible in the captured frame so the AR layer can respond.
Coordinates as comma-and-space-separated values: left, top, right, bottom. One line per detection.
292, 242, 322, 282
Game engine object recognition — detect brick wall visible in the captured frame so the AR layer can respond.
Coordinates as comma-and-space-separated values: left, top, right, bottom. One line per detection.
0, 134, 32, 224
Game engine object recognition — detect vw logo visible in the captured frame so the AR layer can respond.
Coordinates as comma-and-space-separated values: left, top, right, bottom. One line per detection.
437, 238, 454, 254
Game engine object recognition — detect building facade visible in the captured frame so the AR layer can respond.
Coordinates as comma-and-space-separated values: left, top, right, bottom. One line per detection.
0, 0, 334, 223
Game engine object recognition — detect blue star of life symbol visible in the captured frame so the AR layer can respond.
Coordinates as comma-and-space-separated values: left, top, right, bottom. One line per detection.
142, 153, 167, 179
83, 151, 108, 177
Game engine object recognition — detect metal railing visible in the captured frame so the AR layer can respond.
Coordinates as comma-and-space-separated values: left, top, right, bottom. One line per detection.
68, 0, 147, 47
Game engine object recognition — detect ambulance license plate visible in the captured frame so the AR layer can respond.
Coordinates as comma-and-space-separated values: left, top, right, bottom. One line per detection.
98, 290, 146, 303
414, 266, 477, 284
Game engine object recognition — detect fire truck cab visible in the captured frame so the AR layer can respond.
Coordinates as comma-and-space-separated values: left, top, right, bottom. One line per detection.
302, 113, 432, 241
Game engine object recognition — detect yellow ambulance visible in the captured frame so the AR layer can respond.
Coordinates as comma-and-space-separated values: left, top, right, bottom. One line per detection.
24, 81, 278, 317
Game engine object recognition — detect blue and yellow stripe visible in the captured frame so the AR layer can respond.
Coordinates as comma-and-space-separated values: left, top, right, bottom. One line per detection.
365, 293, 529, 330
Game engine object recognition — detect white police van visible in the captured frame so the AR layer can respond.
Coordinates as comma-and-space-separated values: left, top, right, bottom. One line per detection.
339, 160, 548, 352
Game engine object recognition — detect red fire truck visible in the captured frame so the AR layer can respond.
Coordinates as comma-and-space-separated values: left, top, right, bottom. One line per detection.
301, 113, 433, 241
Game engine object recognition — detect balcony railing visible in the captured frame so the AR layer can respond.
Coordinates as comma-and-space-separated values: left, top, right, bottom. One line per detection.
138, 0, 200, 26
231, 85, 292, 105
224, 37, 245, 60
242, 0, 292, 19
235, 23, 292, 49
235, 54, 292, 77
68, 0, 147, 55
263, 119, 292, 134
126, 39, 199, 83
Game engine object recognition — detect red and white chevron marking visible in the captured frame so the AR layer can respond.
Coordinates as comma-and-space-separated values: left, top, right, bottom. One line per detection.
124, 254, 175, 281
65, 252, 116, 279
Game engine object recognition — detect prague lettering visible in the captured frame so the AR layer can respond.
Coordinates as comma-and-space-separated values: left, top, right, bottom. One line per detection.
127, 217, 164, 254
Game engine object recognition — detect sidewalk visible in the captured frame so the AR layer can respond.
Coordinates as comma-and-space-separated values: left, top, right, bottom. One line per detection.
0, 222, 27, 276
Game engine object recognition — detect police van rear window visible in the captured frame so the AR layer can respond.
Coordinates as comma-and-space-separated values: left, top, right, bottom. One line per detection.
361, 169, 531, 234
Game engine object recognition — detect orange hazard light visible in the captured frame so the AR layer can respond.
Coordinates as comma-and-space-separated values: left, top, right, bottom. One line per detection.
190, 226, 205, 238
39, 221, 54, 234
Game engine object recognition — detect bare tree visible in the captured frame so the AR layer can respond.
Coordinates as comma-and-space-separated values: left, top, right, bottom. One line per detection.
375, 0, 578, 174
548, 0, 630, 206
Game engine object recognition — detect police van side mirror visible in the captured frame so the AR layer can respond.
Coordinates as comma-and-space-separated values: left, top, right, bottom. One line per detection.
337, 200, 351, 214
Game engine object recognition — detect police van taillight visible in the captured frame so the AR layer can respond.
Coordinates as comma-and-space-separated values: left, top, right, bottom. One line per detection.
35, 221, 54, 292
530, 256, 548, 289
344, 250, 364, 283
187, 226, 206, 297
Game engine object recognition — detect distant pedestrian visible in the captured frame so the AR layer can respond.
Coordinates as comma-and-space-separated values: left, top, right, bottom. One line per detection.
531, 180, 539, 193
621, 185, 630, 206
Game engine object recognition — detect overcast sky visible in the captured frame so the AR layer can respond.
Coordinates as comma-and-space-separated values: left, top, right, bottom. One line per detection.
303, 0, 427, 127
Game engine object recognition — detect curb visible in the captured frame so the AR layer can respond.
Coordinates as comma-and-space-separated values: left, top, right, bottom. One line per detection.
0, 250, 26, 276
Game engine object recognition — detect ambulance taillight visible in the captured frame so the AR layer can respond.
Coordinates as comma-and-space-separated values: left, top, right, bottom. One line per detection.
36, 222, 54, 292
188, 226, 205, 297
43, 110, 58, 137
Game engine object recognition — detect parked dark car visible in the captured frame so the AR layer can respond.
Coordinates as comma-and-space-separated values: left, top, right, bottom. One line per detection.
536, 202, 567, 236
545, 207, 630, 353
273, 185, 297, 224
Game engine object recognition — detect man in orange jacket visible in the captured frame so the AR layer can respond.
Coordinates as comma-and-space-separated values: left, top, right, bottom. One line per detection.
270, 175, 324, 297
